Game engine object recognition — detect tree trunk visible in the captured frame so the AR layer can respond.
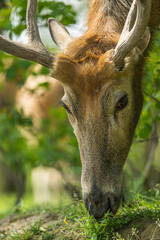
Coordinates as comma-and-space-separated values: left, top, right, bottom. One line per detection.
143, 122, 159, 188
15, 171, 26, 205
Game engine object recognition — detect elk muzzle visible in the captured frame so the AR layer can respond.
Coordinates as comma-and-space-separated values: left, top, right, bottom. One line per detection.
79, 124, 128, 219
83, 190, 121, 219
81, 167, 123, 219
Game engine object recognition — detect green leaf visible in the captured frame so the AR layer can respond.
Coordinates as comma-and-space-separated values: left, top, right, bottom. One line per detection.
138, 123, 152, 139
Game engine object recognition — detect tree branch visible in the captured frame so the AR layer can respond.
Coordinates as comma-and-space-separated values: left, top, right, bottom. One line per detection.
135, 135, 160, 143
144, 91, 160, 104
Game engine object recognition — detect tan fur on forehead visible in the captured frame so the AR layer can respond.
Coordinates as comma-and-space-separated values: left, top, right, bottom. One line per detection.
52, 30, 120, 90
65, 32, 119, 60
52, 49, 119, 94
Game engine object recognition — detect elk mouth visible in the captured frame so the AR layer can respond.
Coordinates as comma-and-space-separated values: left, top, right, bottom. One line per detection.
83, 191, 121, 219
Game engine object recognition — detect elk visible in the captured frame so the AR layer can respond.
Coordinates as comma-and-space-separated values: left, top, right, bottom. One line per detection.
0, 0, 160, 219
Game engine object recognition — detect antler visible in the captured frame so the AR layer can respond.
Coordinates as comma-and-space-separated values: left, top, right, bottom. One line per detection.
113, 0, 152, 70
0, 0, 54, 68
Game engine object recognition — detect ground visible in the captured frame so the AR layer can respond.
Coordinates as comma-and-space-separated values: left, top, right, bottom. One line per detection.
1, 187, 160, 240
0, 207, 160, 239
119, 219, 160, 240
0, 212, 57, 239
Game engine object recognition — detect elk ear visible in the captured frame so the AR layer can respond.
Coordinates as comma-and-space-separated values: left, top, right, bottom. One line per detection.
48, 18, 73, 50
137, 27, 151, 53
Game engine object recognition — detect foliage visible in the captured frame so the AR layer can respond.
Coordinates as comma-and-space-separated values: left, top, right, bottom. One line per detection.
36, 108, 80, 167
135, 31, 160, 140
0, 106, 80, 170
0, 108, 33, 171
0, 0, 76, 38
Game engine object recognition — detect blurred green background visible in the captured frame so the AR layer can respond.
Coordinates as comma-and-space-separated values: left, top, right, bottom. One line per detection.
0, 0, 160, 218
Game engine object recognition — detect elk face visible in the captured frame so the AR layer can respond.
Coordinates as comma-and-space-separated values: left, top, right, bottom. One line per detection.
49, 0, 150, 216
53, 50, 143, 219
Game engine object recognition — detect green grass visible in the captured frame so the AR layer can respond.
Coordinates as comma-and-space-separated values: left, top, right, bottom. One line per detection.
56, 192, 160, 239
54, 185, 160, 239
0, 193, 17, 218
1, 186, 160, 239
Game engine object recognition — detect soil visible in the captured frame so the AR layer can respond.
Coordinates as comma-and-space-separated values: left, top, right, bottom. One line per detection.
119, 219, 160, 240
0, 213, 160, 239
0, 212, 57, 239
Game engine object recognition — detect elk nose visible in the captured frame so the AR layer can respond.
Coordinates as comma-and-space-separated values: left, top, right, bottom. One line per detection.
84, 192, 120, 219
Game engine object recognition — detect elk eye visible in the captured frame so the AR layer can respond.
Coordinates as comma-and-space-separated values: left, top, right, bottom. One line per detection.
117, 94, 128, 110
60, 101, 72, 114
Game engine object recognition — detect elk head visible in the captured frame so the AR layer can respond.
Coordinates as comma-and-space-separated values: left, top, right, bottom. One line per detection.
0, 0, 152, 218
49, 0, 151, 218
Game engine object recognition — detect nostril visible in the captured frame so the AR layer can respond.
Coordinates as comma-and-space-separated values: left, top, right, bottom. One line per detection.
107, 197, 111, 209
89, 196, 102, 209
105, 193, 120, 215
97, 202, 102, 208
92, 200, 102, 209
88, 201, 91, 212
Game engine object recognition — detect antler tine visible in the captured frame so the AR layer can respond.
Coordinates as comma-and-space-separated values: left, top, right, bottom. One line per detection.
0, 0, 54, 68
113, 0, 152, 70
27, 0, 42, 45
